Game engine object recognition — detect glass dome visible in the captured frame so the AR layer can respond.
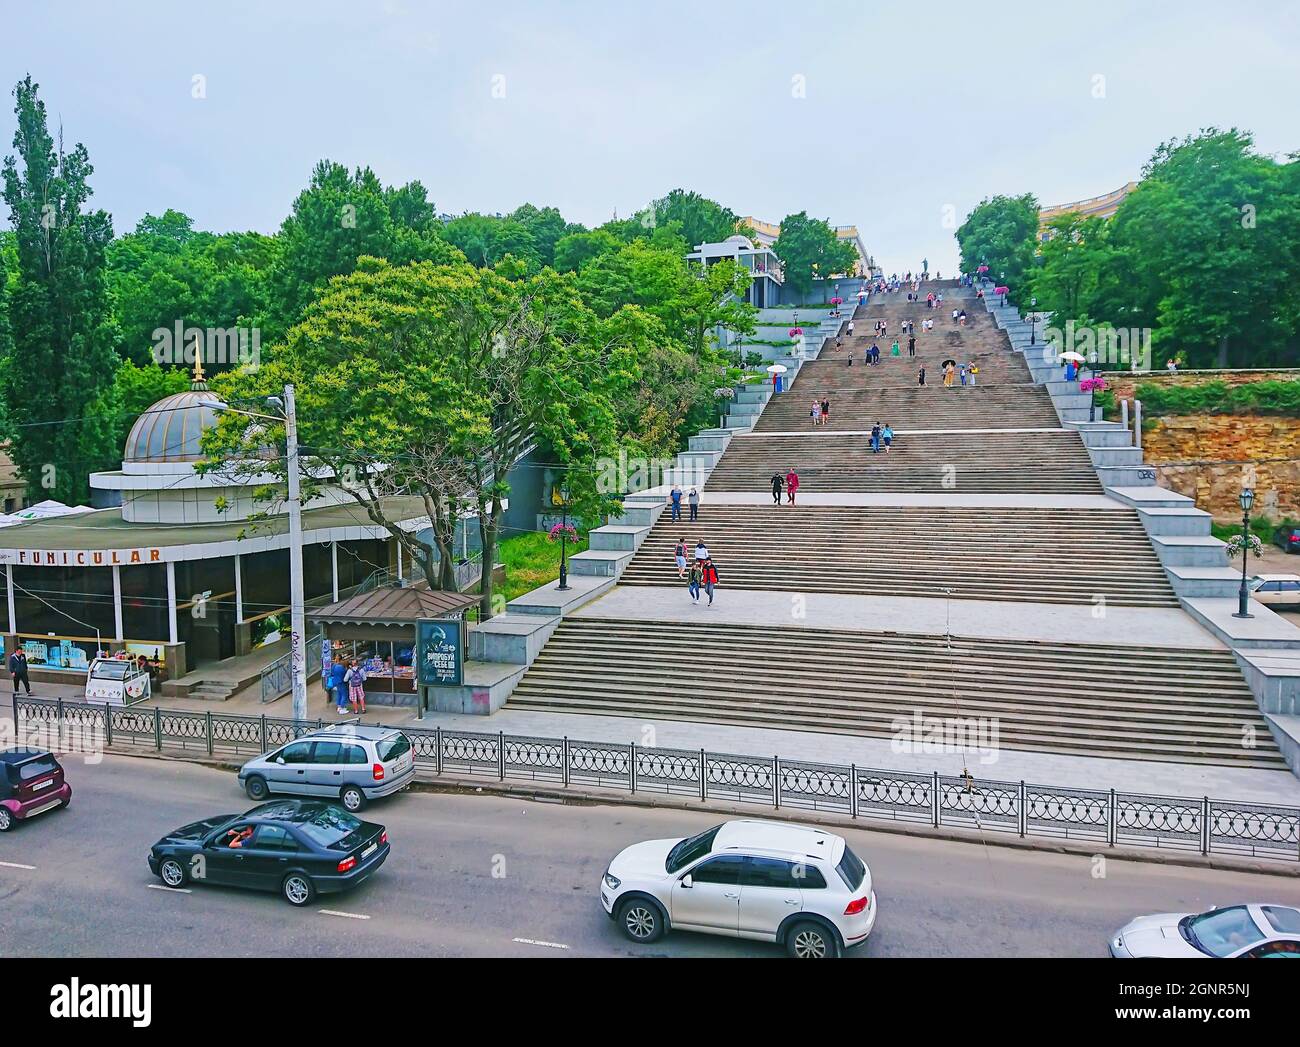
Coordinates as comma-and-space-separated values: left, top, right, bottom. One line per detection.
123, 359, 226, 465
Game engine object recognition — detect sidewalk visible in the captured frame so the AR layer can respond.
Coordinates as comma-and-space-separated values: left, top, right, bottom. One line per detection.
406, 704, 1300, 806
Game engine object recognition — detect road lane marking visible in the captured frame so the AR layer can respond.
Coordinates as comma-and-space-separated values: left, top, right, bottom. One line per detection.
0, 860, 36, 870
146, 884, 191, 894
319, 909, 370, 920
512, 937, 570, 950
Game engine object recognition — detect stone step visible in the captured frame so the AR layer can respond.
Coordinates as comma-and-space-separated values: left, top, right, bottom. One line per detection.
619, 503, 1177, 606
510, 618, 1282, 767
1150, 534, 1229, 568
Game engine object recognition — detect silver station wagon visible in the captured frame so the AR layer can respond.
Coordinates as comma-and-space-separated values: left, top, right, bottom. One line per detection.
238, 724, 416, 812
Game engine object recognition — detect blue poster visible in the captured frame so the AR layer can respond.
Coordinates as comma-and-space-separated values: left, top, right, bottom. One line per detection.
416, 618, 463, 686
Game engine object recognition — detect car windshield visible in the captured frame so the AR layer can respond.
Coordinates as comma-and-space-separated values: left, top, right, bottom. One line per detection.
293, 806, 364, 849
665, 824, 721, 873
1182, 907, 1265, 957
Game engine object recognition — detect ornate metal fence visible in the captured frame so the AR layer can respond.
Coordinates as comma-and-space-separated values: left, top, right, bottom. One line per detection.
12, 695, 1300, 863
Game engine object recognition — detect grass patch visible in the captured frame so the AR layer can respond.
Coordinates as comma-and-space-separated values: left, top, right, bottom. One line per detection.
1135, 379, 1300, 416
498, 529, 590, 603
1210, 516, 1296, 544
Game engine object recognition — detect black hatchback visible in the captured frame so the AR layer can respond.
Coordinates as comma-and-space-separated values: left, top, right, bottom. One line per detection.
147, 800, 389, 906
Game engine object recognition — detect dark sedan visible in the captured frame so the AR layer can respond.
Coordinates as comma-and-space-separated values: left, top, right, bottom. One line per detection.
147, 799, 389, 906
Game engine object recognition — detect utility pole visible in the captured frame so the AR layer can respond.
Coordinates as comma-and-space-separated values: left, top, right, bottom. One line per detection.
284, 384, 308, 721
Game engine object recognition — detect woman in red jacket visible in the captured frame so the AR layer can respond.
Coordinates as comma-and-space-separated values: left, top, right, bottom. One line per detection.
700, 558, 720, 606
785, 468, 800, 505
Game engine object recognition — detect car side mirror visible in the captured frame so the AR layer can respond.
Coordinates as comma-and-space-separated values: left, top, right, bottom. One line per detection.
275, 756, 285, 765
681, 875, 694, 889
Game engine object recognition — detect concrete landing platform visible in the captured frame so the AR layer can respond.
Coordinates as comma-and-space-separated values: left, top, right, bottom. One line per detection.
1184, 598, 1300, 649
575, 585, 1226, 650
682, 492, 1132, 509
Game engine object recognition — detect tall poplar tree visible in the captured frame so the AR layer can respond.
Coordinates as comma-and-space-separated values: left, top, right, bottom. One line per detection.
1, 76, 118, 503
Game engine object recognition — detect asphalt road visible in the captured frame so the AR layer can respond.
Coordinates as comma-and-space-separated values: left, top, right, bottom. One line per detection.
2, 754, 1298, 958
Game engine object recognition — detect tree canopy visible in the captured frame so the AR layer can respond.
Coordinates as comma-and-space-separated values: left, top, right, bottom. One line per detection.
955, 193, 1040, 295
772, 212, 856, 298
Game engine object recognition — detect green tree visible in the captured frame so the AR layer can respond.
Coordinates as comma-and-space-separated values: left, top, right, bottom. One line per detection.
575, 239, 754, 355
507, 203, 579, 267
267, 161, 461, 339
772, 212, 856, 300
1029, 212, 1112, 324
207, 259, 637, 618
552, 229, 620, 272
1105, 129, 1300, 367
647, 189, 740, 248
955, 193, 1040, 296
86, 358, 190, 455
1, 76, 119, 503
107, 211, 279, 367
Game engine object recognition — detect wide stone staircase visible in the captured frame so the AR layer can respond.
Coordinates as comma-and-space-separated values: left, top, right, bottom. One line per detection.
508, 617, 1285, 768
492, 279, 1298, 775
752, 382, 1062, 432
705, 429, 1102, 493
618, 503, 1179, 606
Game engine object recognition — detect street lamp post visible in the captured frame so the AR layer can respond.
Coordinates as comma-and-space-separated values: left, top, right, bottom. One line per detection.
1030, 296, 1038, 345
1232, 487, 1256, 619
557, 483, 572, 592
1088, 352, 1100, 423
219, 387, 308, 722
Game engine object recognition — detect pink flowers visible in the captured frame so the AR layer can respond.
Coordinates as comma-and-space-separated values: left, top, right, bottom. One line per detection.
1079, 377, 1108, 393
548, 523, 578, 543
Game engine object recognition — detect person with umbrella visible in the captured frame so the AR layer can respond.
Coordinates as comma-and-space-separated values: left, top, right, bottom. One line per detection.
941, 358, 957, 387
1060, 351, 1085, 381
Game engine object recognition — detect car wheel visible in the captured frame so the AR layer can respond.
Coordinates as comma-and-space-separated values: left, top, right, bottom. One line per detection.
340, 785, 365, 812
786, 921, 841, 959
617, 897, 664, 944
282, 873, 315, 907
0, 807, 13, 832
158, 857, 188, 888
244, 775, 270, 802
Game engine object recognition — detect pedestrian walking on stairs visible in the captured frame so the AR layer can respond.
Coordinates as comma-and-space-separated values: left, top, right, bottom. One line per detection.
770, 471, 785, 504
688, 487, 699, 521
674, 537, 688, 578
668, 483, 683, 521
686, 559, 703, 602
701, 558, 720, 606
786, 468, 800, 505
918, 365, 927, 386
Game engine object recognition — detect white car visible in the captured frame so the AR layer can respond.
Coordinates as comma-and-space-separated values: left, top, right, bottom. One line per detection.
1251, 574, 1300, 608
600, 819, 877, 957
1109, 903, 1300, 958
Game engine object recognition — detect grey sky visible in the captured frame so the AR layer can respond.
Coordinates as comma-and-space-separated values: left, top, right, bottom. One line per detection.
5, 0, 1299, 274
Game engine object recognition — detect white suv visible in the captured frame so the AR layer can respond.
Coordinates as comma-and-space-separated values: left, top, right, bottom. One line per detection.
601, 819, 877, 957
